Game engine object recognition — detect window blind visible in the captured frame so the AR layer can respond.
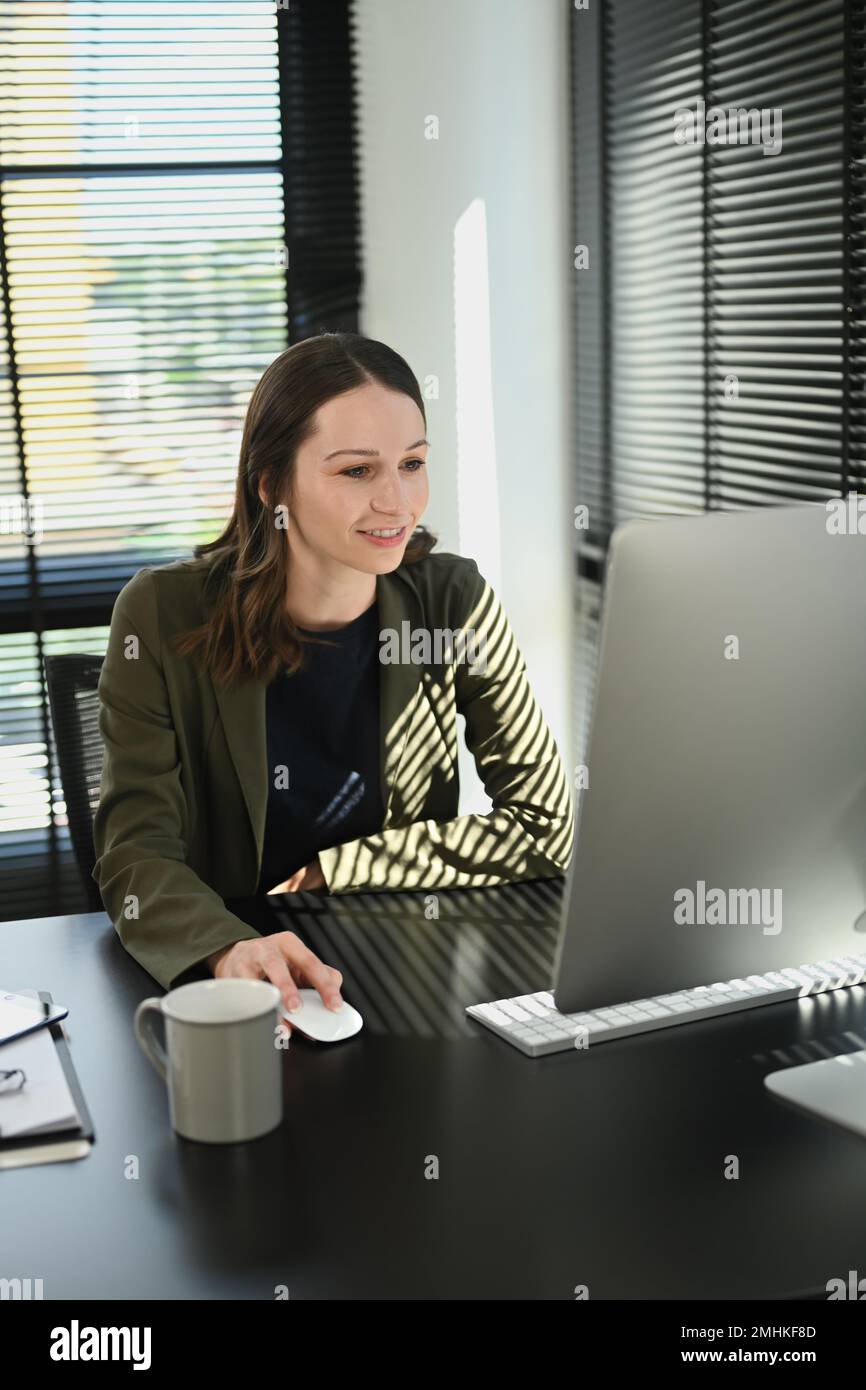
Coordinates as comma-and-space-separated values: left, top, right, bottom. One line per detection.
0, 0, 362, 920
852, 0, 866, 479
572, 0, 866, 764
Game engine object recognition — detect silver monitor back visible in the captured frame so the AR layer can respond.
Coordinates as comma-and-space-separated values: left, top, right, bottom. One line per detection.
554, 502, 866, 1014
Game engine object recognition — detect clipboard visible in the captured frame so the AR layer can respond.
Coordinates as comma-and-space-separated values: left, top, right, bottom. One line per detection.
0, 989, 94, 1168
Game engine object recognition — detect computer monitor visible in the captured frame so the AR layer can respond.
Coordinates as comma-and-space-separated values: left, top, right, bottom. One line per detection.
554, 501, 866, 1014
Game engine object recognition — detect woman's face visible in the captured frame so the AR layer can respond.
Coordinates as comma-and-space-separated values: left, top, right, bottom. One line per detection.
278, 382, 430, 575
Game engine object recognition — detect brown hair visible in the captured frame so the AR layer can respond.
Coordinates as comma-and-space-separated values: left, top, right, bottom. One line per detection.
171, 331, 438, 688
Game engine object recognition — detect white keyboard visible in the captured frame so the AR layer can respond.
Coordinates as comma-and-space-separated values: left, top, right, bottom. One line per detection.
465, 954, 866, 1057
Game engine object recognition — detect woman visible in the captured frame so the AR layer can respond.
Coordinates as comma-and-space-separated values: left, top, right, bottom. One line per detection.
92, 333, 574, 1021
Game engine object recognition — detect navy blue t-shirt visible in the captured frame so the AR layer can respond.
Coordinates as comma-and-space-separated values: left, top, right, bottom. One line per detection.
255, 599, 384, 893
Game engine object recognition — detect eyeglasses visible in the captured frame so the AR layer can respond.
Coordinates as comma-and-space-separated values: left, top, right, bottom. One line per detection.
0, 1068, 25, 1093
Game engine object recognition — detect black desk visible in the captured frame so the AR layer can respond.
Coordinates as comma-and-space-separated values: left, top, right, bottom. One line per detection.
3, 879, 865, 1299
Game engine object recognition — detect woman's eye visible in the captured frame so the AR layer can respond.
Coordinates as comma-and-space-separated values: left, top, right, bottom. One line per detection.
342, 459, 426, 479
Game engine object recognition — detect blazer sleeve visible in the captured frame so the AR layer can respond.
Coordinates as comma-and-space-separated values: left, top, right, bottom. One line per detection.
91, 569, 262, 991
317, 560, 575, 892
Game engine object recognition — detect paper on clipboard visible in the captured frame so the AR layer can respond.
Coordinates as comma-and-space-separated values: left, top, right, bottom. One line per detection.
0, 1015, 80, 1140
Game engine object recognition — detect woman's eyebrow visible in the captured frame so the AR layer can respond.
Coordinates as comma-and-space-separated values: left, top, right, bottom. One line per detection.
323, 438, 429, 461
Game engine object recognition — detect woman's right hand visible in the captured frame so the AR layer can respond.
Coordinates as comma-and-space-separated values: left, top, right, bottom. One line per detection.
206, 931, 343, 1032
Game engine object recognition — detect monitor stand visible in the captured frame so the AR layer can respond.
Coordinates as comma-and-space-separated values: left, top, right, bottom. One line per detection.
764, 1049, 866, 1139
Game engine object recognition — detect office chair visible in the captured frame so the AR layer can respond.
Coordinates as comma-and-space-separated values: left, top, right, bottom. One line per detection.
44, 654, 105, 913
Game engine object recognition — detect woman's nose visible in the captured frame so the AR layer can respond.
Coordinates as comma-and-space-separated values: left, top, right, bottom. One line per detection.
372, 476, 406, 511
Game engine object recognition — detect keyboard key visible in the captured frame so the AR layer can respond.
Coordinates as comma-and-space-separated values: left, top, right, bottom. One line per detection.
656, 995, 698, 1011
473, 1004, 514, 1028
798, 964, 835, 987
516, 995, 552, 1018
498, 1001, 534, 1022
819, 959, 856, 986
836, 956, 866, 983
745, 975, 774, 992
780, 968, 813, 991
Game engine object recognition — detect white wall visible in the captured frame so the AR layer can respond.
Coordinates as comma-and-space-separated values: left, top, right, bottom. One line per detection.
355, 0, 575, 810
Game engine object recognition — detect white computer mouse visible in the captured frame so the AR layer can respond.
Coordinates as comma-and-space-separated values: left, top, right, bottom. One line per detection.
281, 989, 363, 1043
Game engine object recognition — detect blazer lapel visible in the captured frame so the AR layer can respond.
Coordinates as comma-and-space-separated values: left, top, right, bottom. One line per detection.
203, 565, 425, 877
375, 565, 425, 821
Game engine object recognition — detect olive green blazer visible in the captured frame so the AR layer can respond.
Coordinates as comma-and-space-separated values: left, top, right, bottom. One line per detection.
91, 549, 575, 991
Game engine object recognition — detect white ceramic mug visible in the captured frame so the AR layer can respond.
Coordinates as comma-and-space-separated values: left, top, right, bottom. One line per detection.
134, 978, 284, 1143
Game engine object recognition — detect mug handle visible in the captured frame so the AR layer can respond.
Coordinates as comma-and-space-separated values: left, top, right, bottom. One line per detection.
134, 998, 168, 1083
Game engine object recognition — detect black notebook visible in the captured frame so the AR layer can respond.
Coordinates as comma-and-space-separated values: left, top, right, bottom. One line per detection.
0, 990, 94, 1168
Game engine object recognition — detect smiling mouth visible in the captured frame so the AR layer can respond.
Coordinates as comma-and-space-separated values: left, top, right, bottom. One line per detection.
358, 526, 408, 537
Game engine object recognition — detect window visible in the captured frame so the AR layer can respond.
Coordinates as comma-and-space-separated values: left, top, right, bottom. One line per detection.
0, 0, 361, 919
571, 0, 866, 759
